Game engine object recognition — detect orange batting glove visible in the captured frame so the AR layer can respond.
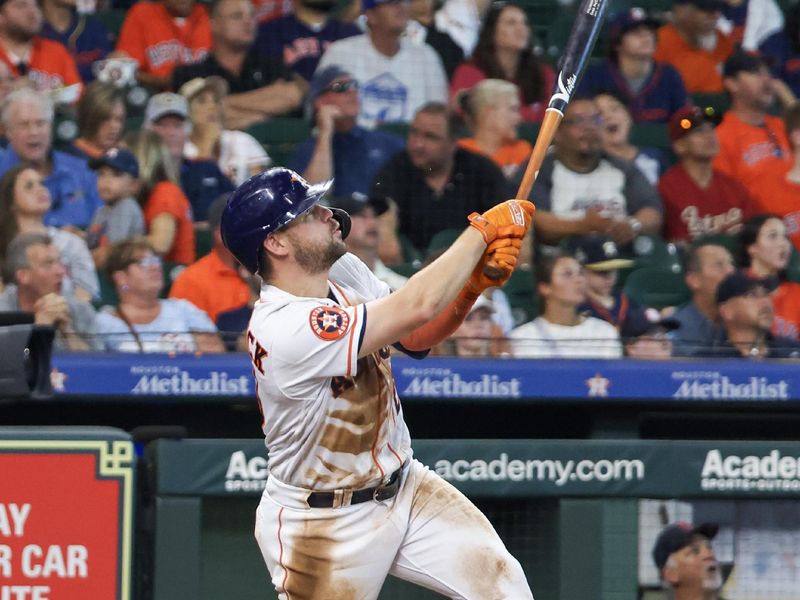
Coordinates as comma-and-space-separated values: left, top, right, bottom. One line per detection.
468, 199, 535, 245
466, 239, 521, 294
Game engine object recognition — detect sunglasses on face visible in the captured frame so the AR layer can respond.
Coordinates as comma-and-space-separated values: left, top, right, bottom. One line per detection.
324, 79, 358, 94
130, 255, 162, 269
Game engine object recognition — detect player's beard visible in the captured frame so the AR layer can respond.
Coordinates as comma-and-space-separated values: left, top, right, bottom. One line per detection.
289, 232, 346, 274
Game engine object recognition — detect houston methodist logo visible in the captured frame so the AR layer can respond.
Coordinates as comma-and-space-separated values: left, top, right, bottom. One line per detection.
309, 306, 350, 341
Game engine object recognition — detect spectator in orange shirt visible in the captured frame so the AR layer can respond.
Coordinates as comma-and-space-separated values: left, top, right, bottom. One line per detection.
115, 0, 212, 91
747, 103, 800, 251
740, 213, 800, 340
458, 78, 531, 180
654, 0, 734, 93
126, 129, 196, 265
169, 194, 250, 322
713, 51, 792, 196
0, 0, 81, 97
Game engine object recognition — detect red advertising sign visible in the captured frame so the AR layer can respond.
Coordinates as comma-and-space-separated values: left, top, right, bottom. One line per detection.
0, 439, 134, 600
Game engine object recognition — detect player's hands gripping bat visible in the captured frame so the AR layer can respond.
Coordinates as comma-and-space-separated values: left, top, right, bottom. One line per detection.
482, 0, 611, 279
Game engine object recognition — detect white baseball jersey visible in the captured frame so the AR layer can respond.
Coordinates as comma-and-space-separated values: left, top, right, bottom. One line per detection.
246, 252, 411, 491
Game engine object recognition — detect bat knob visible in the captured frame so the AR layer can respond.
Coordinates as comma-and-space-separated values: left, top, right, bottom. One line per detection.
482, 262, 506, 281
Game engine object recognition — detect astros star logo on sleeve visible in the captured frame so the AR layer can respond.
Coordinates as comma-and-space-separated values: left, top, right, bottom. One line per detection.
309, 306, 351, 341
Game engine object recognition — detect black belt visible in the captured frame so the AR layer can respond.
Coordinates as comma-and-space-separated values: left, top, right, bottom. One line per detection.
306, 464, 405, 509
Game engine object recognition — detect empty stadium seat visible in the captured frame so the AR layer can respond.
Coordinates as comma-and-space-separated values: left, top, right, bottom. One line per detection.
623, 266, 690, 309
246, 117, 312, 167
691, 232, 739, 259
630, 234, 683, 271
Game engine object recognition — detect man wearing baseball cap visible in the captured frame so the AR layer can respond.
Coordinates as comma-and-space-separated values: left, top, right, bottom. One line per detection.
658, 105, 756, 244
654, 0, 734, 93
697, 270, 800, 358
578, 7, 688, 124
314, 0, 447, 127
287, 66, 404, 196
652, 522, 723, 599
621, 307, 679, 359
713, 51, 793, 198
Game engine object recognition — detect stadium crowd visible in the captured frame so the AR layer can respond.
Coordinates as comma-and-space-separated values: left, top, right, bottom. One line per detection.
0, 0, 799, 359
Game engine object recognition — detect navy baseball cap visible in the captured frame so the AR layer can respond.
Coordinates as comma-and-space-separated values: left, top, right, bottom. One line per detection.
653, 522, 718, 570
723, 51, 771, 78
621, 307, 680, 339
569, 234, 634, 271
305, 65, 353, 119
608, 8, 660, 44
89, 147, 140, 178
362, 0, 402, 10
716, 270, 778, 304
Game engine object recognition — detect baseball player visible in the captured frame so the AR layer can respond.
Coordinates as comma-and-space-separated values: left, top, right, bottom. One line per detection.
220, 167, 535, 599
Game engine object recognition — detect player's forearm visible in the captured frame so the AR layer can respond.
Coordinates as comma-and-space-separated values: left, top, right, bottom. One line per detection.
398, 227, 485, 323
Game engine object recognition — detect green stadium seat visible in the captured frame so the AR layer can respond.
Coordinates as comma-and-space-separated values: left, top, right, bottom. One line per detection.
692, 232, 739, 259
691, 93, 730, 116
503, 268, 537, 326
629, 123, 671, 151
95, 271, 119, 309
378, 122, 410, 139
630, 234, 683, 271
194, 227, 213, 259
94, 9, 126, 43
518, 123, 541, 145
623, 266, 690, 309
787, 246, 800, 284
247, 117, 312, 167
425, 228, 462, 258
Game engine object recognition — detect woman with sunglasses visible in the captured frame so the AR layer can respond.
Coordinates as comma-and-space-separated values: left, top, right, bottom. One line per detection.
450, 1, 554, 123
0, 164, 99, 303
96, 238, 225, 353
739, 213, 800, 341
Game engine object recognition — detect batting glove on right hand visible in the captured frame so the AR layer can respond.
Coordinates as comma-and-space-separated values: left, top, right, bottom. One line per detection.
467, 199, 535, 245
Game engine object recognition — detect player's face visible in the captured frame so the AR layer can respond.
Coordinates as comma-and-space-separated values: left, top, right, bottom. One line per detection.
407, 112, 454, 174
189, 90, 223, 127
453, 307, 493, 356
618, 25, 656, 59
19, 243, 65, 297
585, 269, 616, 298
728, 66, 775, 111
692, 245, 734, 299
595, 93, 631, 147
749, 218, 791, 274
94, 101, 126, 151
0, 0, 42, 40
493, 5, 530, 53
96, 166, 136, 203
679, 121, 719, 160
542, 257, 586, 307
6, 101, 52, 164
163, 0, 195, 18
316, 77, 360, 120
665, 535, 722, 592
212, 0, 257, 48
150, 115, 188, 160
284, 205, 347, 274
12, 167, 51, 217
557, 100, 603, 159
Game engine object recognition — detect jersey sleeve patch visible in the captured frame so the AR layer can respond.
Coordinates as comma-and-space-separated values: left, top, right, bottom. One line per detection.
309, 305, 351, 341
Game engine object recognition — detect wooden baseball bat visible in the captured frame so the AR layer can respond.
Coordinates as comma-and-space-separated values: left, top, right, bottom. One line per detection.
483, 0, 611, 279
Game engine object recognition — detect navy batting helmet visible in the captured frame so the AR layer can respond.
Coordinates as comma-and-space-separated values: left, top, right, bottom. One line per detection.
221, 167, 339, 274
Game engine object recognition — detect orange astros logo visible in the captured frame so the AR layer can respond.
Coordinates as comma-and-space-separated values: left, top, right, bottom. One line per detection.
309, 306, 350, 341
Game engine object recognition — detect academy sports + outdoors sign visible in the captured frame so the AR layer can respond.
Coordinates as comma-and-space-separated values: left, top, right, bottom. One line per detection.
150, 439, 800, 499
50, 354, 800, 401
0, 428, 135, 600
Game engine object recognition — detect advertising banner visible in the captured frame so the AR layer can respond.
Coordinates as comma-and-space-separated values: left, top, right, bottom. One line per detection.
152, 439, 800, 500
0, 428, 135, 600
51, 354, 800, 401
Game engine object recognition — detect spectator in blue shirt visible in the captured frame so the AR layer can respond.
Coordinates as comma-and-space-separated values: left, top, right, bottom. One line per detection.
40, 0, 112, 83
0, 88, 102, 229
577, 7, 689, 124
255, 0, 360, 82
287, 65, 405, 196
672, 240, 735, 356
